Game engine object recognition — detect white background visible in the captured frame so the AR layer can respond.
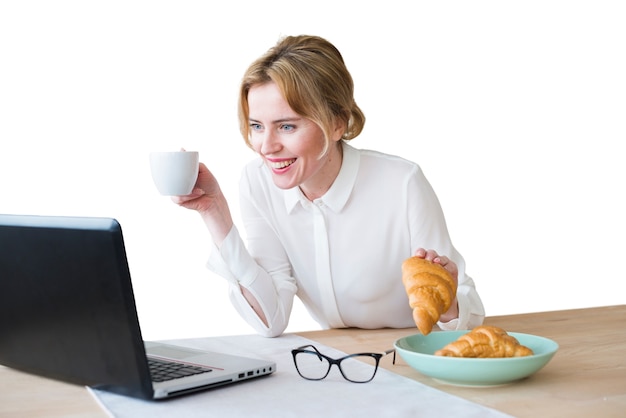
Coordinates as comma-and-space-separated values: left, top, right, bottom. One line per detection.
1, 1, 624, 341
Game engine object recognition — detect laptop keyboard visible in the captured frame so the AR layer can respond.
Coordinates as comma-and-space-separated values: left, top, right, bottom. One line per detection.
148, 357, 213, 382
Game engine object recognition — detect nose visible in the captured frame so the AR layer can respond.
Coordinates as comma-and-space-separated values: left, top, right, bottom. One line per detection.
259, 130, 281, 155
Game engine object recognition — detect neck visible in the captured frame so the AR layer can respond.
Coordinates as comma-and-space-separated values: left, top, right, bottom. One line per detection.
300, 142, 343, 201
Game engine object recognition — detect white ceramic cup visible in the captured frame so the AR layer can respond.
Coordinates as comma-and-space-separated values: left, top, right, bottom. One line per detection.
149, 151, 199, 196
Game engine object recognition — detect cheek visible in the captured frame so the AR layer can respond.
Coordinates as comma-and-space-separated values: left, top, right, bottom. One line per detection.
292, 133, 326, 157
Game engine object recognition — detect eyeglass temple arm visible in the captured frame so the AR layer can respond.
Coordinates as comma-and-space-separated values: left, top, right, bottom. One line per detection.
352, 348, 396, 364
381, 348, 396, 365
296, 344, 326, 361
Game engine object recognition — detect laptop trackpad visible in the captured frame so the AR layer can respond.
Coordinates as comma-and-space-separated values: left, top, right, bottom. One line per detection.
147, 344, 204, 360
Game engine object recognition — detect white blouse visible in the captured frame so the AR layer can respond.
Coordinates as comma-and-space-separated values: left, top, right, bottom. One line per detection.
207, 142, 485, 337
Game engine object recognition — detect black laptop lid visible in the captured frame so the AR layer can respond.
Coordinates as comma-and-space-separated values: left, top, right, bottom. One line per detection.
0, 214, 154, 399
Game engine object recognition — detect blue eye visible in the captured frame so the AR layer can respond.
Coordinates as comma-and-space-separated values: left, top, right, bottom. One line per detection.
281, 124, 295, 132
250, 123, 262, 131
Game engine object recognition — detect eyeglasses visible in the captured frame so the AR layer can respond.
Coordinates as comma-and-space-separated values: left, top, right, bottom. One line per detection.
291, 344, 396, 383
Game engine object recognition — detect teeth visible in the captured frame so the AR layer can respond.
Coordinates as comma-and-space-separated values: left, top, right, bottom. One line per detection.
270, 159, 295, 169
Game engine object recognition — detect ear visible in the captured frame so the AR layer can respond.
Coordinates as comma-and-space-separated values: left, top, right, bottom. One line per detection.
331, 117, 347, 142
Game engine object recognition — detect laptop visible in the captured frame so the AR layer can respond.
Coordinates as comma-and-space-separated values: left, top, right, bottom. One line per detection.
0, 214, 275, 400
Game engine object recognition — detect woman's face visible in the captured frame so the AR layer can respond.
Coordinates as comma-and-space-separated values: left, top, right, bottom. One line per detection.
247, 82, 343, 201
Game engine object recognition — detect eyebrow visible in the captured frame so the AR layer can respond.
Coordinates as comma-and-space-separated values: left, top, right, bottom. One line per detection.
249, 116, 303, 125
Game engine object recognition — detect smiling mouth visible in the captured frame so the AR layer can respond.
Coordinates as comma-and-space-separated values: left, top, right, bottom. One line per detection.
269, 159, 296, 169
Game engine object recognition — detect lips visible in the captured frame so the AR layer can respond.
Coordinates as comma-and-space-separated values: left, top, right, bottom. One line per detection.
268, 158, 296, 170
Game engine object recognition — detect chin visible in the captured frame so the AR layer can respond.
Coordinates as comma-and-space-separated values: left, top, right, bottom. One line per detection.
270, 177, 297, 191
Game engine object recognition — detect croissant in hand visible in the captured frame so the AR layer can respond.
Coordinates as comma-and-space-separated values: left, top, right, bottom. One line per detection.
401, 256, 456, 335
435, 325, 534, 358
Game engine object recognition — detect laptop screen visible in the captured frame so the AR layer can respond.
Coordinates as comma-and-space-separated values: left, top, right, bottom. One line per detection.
0, 214, 154, 399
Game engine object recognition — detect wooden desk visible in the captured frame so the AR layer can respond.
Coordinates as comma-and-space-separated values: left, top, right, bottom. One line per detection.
300, 305, 626, 417
1, 305, 624, 417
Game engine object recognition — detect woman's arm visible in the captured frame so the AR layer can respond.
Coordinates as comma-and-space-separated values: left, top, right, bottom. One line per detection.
173, 162, 282, 333
406, 166, 485, 329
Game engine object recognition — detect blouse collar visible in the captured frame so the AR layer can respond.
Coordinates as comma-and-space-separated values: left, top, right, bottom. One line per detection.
284, 141, 360, 214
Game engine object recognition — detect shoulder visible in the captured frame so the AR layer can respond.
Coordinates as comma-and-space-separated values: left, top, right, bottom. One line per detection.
240, 157, 271, 189
242, 156, 265, 174
350, 145, 423, 177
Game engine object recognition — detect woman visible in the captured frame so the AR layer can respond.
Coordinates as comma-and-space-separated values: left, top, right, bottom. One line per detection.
174, 35, 485, 337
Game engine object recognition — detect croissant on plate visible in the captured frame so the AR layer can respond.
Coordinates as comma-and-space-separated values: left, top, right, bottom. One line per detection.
401, 256, 456, 335
435, 325, 534, 358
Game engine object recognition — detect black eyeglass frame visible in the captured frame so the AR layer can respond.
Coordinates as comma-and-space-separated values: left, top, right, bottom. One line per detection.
291, 344, 396, 383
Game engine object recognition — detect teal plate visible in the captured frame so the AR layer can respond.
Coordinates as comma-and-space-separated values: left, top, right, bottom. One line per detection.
394, 331, 558, 387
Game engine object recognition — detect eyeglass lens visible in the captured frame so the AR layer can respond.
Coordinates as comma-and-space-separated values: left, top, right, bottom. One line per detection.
294, 351, 379, 383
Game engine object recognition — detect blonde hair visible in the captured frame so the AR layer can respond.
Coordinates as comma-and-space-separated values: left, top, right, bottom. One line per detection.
238, 35, 366, 156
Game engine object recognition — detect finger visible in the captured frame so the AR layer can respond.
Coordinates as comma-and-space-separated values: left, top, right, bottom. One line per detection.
414, 248, 440, 261
424, 250, 439, 262
413, 248, 427, 257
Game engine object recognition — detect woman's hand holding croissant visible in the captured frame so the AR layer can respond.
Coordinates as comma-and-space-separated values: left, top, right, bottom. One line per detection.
412, 248, 459, 324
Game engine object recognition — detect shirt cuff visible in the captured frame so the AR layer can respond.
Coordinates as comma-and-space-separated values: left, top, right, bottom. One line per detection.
437, 317, 460, 331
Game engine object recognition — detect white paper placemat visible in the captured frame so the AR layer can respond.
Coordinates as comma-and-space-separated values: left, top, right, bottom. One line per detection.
89, 334, 511, 417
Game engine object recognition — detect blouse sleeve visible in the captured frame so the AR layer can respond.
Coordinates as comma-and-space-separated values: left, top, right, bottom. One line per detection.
205, 169, 297, 337
405, 165, 485, 330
